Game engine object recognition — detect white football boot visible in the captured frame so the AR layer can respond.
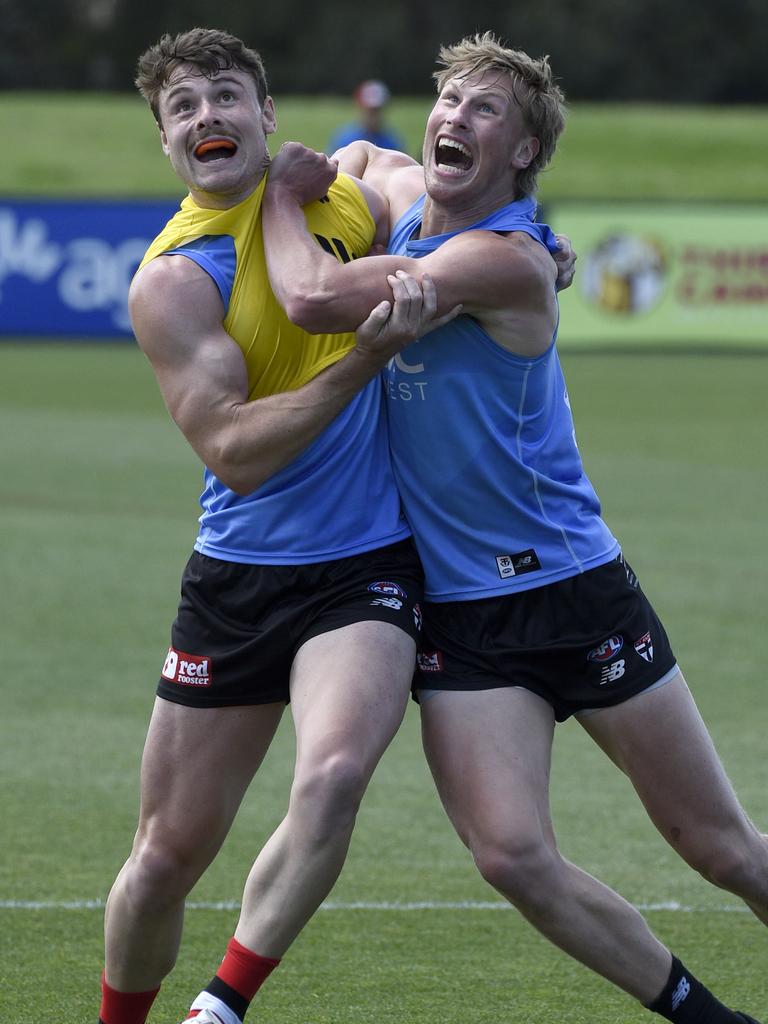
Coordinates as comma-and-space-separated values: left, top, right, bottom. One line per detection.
179, 1010, 227, 1024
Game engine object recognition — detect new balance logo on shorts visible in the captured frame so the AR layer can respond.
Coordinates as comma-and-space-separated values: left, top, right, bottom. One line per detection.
370, 596, 403, 611
600, 659, 626, 685
161, 647, 212, 687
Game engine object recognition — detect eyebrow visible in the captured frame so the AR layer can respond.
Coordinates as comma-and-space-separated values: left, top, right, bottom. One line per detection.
164, 76, 244, 101
444, 79, 513, 104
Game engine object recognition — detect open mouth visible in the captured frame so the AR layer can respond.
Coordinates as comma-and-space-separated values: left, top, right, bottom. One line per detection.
194, 138, 238, 162
435, 136, 473, 174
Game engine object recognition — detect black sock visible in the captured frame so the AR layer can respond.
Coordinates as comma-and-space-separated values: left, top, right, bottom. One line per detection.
645, 956, 755, 1023
205, 975, 249, 1021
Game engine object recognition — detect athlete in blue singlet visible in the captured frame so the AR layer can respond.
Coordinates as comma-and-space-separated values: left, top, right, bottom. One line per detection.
98, 28, 459, 1024
385, 192, 620, 601
262, 32, 766, 1024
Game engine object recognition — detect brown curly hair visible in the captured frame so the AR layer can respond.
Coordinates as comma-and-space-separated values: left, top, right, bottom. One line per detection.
135, 27, 269, 126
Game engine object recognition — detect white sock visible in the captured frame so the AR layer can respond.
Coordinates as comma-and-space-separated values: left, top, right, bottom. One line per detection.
188, 989, 243, 1024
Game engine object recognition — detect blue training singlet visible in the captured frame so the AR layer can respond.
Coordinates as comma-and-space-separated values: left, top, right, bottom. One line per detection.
386, 194, 620, 601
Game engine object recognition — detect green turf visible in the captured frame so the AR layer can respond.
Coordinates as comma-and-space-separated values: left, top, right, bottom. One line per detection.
1, 344, 766, 1022
1, 94, 767, 199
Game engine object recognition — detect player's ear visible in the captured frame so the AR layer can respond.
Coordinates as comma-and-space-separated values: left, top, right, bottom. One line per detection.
158, 123, 171, 157
512, 135, 540, 170
262, 96, 277, 136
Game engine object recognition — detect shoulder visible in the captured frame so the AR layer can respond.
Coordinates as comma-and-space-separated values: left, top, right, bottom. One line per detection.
363, 149, 422, 194
130, 254, 224, 347
131, 249, 216, 298
364, 156, 424, 230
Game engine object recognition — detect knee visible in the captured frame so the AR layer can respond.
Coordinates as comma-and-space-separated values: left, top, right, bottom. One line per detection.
124, 831, 207, 908
471, 834, 560, 907
686, 833, 767, 894
291, 752, 369, 827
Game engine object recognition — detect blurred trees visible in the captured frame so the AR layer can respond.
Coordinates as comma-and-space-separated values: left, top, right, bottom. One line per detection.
3, 0, 768, 102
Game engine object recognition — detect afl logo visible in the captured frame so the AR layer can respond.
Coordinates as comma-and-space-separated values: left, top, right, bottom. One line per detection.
587, 635, 624, 663
368, 580, 407, 599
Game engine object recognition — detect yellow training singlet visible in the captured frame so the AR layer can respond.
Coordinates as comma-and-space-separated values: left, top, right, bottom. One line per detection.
138, 172, 375, 398
136, 171, 410, 564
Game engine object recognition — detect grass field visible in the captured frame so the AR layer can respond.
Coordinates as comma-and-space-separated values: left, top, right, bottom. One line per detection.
1, 343, 766, 1023
2, 94, 768, 200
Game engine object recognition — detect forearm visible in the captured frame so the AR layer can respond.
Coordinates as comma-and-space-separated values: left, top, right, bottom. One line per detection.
206, 346, 384, 494
263, 182, 399, 331
212, 268, 453, 493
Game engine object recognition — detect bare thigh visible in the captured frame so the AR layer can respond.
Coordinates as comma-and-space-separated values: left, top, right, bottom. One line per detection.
579, 671, 757, 859
290, 619, 416, 776
136, 696, 285, 865
420, 686, 557, 850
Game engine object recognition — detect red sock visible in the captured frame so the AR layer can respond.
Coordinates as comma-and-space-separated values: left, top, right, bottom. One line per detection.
216, 936, 280, 1001
99, 972, 160, 1024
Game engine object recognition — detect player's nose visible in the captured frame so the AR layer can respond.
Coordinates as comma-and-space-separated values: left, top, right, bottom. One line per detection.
446, 99, 469, 128
195, 99, 221, 129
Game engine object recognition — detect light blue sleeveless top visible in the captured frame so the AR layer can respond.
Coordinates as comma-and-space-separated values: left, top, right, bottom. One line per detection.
386, 195, 619, 600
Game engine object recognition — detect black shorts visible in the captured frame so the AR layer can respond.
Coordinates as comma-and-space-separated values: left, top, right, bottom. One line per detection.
157, 540, 423, 708
414, 554, 677, 722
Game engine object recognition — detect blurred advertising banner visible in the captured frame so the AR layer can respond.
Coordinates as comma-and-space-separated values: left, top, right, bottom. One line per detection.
548, 202, 768, 348
0, 199, 177, 337
3, 197, 767, 345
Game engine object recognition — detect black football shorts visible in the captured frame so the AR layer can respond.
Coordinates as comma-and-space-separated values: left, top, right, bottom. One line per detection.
157, 539, 423, 708
414, 553, 677, 721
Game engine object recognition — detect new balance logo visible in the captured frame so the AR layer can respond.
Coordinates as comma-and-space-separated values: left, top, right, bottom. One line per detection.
600, 659, 626, 685
495, 549, 541, 579
671, 975, 691, 1011
370, 596, 403, 611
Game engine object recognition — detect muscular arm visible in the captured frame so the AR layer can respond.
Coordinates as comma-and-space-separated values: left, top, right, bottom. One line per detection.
130, 255, 450, 495
333, 142, 424, 228
264, 172, 556, 357
336, 142, 577, 288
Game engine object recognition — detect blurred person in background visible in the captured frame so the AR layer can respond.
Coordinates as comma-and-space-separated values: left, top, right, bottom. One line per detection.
263, 31, 766, 1024
96, 25, 461, 1024
327, 78, 405, 153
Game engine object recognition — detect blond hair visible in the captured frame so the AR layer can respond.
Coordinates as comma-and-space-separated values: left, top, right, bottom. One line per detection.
434, 32, 566, 197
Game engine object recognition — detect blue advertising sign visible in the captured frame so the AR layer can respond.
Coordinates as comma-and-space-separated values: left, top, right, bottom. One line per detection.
0, 199, 180, 337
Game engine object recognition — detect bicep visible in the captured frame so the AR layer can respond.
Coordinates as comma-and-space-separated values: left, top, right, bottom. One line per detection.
129, 258, 248, 451
418, 232, 556, 315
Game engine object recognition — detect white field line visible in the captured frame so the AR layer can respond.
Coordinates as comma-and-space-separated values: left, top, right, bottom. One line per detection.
0, 898, 751, 913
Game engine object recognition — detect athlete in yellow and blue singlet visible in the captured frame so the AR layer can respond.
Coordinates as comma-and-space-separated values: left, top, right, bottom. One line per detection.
139, 172, 411, 564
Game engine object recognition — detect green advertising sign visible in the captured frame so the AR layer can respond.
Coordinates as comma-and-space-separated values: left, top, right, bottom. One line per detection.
548, 202, 768, 347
